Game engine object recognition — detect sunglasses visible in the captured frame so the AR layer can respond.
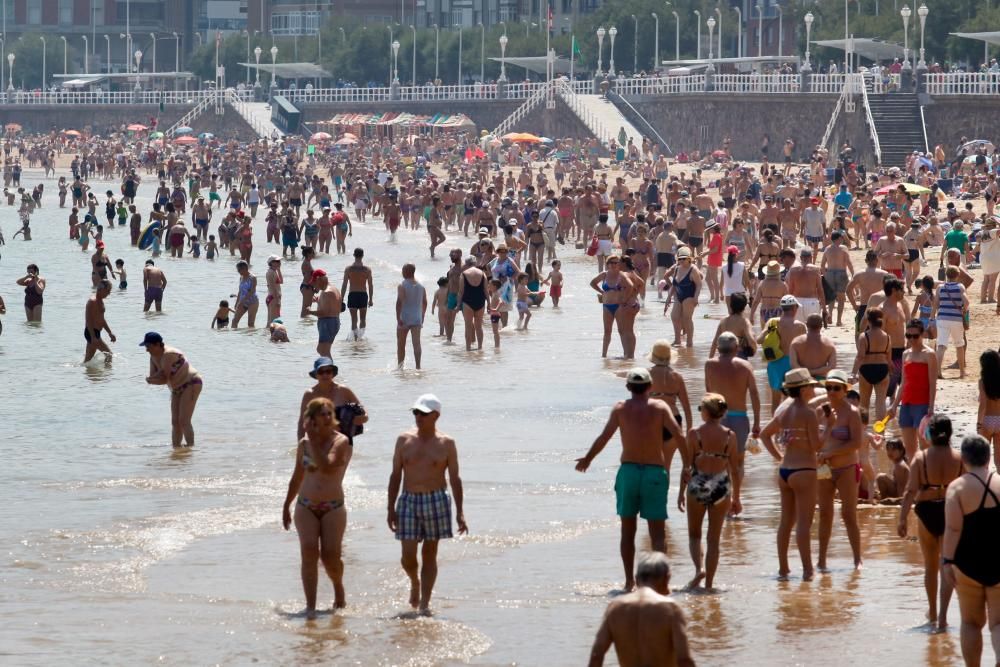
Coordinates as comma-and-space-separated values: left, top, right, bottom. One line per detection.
905, 332, 921, 339
824, 384, 845, 392
315, 367, 335, 375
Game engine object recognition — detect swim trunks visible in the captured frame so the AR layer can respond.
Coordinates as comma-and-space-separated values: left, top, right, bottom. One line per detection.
767, 356, 793, 391
317, 316, 341, 343
346, 291, 368, 310
394, 489, 453, 542
615, 462, 668, 520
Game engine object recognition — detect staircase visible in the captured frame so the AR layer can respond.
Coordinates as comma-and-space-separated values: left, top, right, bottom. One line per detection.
491, 83, 549, 137
225, 90, 285, 139
165, 94, 214, 137
606, 89, 672, 155
561, 87, 644, 149
865, 93, 926, 168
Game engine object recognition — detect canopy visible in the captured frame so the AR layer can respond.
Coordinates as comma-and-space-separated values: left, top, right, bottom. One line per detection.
239, 62, 331, 79
488, 56, 572, 75
320, 112, 475, 129
811, 38, 905, 61
949, 31, 1000, 47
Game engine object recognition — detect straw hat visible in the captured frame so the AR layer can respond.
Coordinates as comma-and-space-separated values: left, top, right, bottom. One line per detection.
783, 368, 817, 389
765, 260, 781, 277
648, 339, 672, 366
676, 246, 693, 259
825, 369, 851, 386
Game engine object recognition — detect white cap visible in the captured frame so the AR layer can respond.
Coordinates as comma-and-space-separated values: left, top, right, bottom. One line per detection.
626, 367, 652, 384
780, 295, 800, 307
412, 393, 442, 414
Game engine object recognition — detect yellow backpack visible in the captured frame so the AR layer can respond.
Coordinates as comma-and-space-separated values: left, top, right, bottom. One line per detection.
761, 317, 784, 361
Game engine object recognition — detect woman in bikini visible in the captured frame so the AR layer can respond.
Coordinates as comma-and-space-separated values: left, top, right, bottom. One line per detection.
749, 228, 781, 281
851, 308, 892, 422
141, 332, 203, 448
897, 414, 961, 631
615, 255, 643, 359
977, 350, 1000, 471
760, 369, 822, 581
232, 260, 259, 328
679, 393, 741, 591
648, 339, 694, 469
590, 254, 631, 358
282, 397, 352, 619
627, 223, 654, 290
816, 369, 865, 571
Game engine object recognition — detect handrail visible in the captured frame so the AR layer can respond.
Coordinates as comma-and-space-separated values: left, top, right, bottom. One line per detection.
225, 89, 272, 138
919, 104, 929, 154
820, 86, 845, 151
858, 75, 882, 166
606, 89, 672, 155
491, 83, 549, 137
165, 93, 214, 137
554, 80, 611, 145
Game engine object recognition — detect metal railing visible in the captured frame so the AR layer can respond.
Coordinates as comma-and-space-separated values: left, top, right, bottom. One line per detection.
165, 94, 215, 137
810, 74, 847, 94
491, 83, 549, 138
713, 73, 800, 93
225, 89, 272, 138
607, 89, 672, 155
554, 80, 611, 145
924, 72, 1000, 95
820, 85, 846, 152
919, 104, 929, 154
858, 75, 882, 166
613, 75, 706, 96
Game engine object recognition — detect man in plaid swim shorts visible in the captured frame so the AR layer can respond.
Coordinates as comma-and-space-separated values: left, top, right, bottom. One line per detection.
387, 394, 468, 616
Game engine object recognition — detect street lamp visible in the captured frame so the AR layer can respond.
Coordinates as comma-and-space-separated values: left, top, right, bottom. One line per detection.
82, 36, 88, 74
734, 7, 742, 58
150, 32, 156, 75
457, 24, 463, 85
254, 45, 262, 85
803, 13, 814, 70
707, 17, 716, 60
901, 4, 912, 70
134, 49, 142, 91
119, 33, 130, 74
245, 30, 252, 85
173, 32, 179, 72
479, 22, 485, 83
498, 33, 508, 82
387, 25, 394, 86
270, 45, 278, 91
338, 27, 346, 45
596, 26, 605, 76
714, 7, 723, 60
671, 11, 679, 61
60, 36, 67, 75
39, 36, 45, 89
7, 52, 14, 92
776, 5, 783, 58
608, 26, 617, 76
391, 39, 399, 84
755, 4, 763, 59
694, 10, 701, 59
411, 25, 417, 87
651, 13, 659, 71
104, 34, 110, 74
434, 24, 440, 82
917, 4, 928, 67
631, 14, 637, 73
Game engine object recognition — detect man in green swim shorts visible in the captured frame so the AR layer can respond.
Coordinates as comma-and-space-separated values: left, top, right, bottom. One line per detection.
576, 368, 687, 592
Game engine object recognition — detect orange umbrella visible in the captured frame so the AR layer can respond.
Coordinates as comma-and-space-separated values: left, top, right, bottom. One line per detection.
5, 122, 21, 132
310, 131, 332, 141
127, 123, 148, 132
173, 135, 198, 145
503, 132, 542, 143
62, 129, 81, 137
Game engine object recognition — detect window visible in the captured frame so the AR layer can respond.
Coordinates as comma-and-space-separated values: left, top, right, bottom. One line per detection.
59, 0, 73, 25
27, 0, 41, 25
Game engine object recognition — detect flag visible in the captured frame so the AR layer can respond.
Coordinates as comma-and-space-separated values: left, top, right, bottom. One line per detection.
547, 3, 553, 31
572, 35, 581, 56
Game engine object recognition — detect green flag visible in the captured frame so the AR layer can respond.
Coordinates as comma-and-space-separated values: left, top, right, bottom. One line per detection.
573, 35, 581, 56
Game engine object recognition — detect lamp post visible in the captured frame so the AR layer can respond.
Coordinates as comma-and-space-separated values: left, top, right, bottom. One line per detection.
631, 14, 637, 73
411, 25, 417, 87
734, 6, 742, 58
671, 11, 679, 61
134, 49, 142, 91
651, 12, 659, 71
707, 17, 716, 60
82, 36, 88, 74
776, 5, 783, 58
917, 3, 928, 67
608, 26, 617, 76
173, 31, 179, 75
387, 25, 394, 86
901, 5, 912, 70
104, 34, 109, 74
60, 36, 67, 75
479, 22, 484, 83
246, 30, 252, 85
7, 52, 14, 92
694, 10, 701, 59
434, 24, 440, 82
195, 33, 202, 49
844, 0, 850, 73
755, 3, 763, 59
803, 12, 814, 70
596, 26, 605, 76
254, 45, 262, 85
339, 27, 346, 45
498, 33, 508, 82
150, 32, 156, 75
714, 7, 722, 60
391, 39, 399, 84
457, 25, 463, 85
270, 45, 278, 93
40, 36, 45, 89
0, 38, 4, 95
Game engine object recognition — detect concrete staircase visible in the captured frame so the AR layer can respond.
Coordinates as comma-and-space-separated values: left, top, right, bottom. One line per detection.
563, 89, 644, 148
866, 93, 926, 168
225, 91, 285, 139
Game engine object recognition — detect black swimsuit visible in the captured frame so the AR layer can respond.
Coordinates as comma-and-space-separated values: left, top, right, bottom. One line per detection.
954, 473, 1000, 586
858, 331, 891, 386
461, 275, 487, 311
913, 455, 961, 538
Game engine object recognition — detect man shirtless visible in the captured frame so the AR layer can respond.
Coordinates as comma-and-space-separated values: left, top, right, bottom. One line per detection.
575, 369, 686, 592
386, 394, 467, 616
846, 250, 890, 333
789, 314, 838, 381
785, 248, 826, 323
704, 332, 761, 498
874, 222, 908, 280
757, 296, 808, 410
84, 280, 116, 362
341, 247, 373, 340
142, 259, 167, 312
588, 553, 695, 667
902, 221, 924, 292
308, 269, 343, 356
577, 185, 600, 243
444, 249, 464, 342
820, 231, 854, 326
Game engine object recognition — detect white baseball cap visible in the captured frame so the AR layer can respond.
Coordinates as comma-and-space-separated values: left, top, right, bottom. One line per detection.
780, 295, 800, 308
412, 393, 443, 414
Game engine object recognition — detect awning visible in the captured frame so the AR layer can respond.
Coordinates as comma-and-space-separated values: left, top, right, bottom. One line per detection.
239, 62, 331, 78
949, 31, 1000, 47
61, 75, 108, 87
811, 38, 905, 61
488, 56, 572, 75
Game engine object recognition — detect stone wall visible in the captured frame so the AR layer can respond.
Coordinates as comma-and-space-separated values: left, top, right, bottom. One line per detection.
0, 106, 188, 135
921, 96, 1000, 152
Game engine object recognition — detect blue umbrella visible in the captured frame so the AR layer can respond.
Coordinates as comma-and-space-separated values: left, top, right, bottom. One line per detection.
198, 132, 214, 140
175, 126, 194, 135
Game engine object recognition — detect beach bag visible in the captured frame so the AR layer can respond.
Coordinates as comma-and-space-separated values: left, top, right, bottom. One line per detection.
761, 317, 784, 361
586, 235, 599, 257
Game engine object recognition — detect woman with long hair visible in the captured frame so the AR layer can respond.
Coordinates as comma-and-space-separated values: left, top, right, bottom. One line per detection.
679, 393, 740, 590
851, 308, 892, 422
898, 414, 962, 631
721, 245, 749, 312
977, 349, 1000, 471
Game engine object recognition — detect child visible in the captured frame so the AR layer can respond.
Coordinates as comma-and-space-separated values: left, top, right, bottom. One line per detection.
205, 234, 218, 260
488, 279, 503, 349
544, 259, 563, 307
115, 259, 127, 289
151, 227, 162, 257
269, 317, 289, 342
189, 234, 201, 258
94, 224, 104, 241
116, 201, 128, 227
431, 276, 448, 336
875, 438, 909, 503
515, 274, 534, 330
910, 275, 936, 341
212, 300, 235, 329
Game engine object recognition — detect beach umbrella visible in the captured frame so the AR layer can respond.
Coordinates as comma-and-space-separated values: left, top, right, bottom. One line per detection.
198, 132, 214, 140
340, 132, 357, 139
4, 122, 21, 132
335, 136, 358, 145
960, 139, 994, 154
916, 156, 934, 170
175, 126, 194, 135
875, 182, 931, 196
539, 137, 554, 144
62, 129, 81, 137
149, 131, 164, 139
174, 135, 198, 145
310, 131, 332, 141
127, 123, 148, 132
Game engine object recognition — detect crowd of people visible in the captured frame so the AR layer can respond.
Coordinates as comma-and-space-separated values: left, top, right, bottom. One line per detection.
3, 121, 1000, 666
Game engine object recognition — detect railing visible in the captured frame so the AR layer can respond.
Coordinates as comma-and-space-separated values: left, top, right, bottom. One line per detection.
810, 74, 847, 94
225, 89, 271, 138
614, 75, 705, 96
859, 75, 882, 166
491, 82, 550, 138
165, 93, 215, 137
820, 85, 846, 152
924, 72, 1000, 95
919, 104, 929, 154
607, 89, 672, 155
713, 73, 799, 93
554, 80, 611, 145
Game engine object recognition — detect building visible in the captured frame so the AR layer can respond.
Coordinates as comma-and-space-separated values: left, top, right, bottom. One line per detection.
2, 0, 196, 73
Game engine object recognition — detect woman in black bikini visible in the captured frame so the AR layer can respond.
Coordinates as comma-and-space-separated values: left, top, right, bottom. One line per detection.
851, 308, 891, 422
457, 264, 488, 351
760, 368, 822, 581
897, 414, 961, 631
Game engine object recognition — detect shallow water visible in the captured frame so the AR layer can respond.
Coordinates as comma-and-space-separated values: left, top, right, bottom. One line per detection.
0, 174, 984, 665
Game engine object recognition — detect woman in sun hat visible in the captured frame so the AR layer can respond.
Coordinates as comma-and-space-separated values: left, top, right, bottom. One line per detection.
648, 339, 694, 469
759, 367, 822, 581
664, 245, 703, 348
